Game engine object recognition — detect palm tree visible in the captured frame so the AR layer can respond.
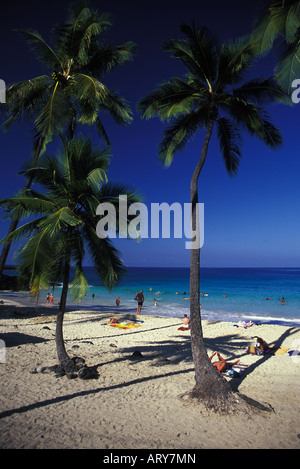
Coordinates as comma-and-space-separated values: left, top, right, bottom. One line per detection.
138, 24, 287, 410
251, 0, 300, 93
0, 135, 140, 374
0, 2, 136, 275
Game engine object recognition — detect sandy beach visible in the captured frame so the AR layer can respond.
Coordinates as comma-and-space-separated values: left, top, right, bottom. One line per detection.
0, 298, 300, 450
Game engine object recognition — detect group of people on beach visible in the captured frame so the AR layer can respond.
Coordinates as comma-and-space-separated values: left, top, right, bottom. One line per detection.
46, 293, 54, 305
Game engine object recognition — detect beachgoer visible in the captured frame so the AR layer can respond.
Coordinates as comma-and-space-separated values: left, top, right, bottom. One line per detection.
50, 293, 53, 305
46, 293, 50, 304
251, 336, 270, 353
135, 290, 144, 315
154, 300, 158, 307
116, 296, 120, 306
209, 351, 240, 373
182, 314, 190, 329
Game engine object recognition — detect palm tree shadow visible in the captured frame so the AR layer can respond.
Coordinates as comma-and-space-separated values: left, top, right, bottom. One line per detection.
1, 323, 298, 419
0, 331, 49, 347
227, 326, 299, 392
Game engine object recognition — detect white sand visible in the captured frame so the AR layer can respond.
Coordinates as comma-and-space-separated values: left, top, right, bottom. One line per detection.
0, 301, 300, 449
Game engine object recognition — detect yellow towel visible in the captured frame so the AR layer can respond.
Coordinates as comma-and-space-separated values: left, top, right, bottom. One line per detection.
275, 347, 289, 355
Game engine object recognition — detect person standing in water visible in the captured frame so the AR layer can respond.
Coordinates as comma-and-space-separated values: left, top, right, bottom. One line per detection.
135, 290, 144, 315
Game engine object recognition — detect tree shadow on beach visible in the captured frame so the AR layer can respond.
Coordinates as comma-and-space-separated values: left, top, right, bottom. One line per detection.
0, 331, 49, 347
227, 326, 299, 392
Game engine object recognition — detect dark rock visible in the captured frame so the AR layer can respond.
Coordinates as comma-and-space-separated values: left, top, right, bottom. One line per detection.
77, 365, 99, 380
129, 350, 144, 360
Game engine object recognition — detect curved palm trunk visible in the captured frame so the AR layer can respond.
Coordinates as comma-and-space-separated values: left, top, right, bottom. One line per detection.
0, 136, 45, 277
189, 121, 233, 409
56, 251, 75, 373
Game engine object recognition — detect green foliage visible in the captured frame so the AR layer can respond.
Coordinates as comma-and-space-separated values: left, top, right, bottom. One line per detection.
251, 0, 300, 93
139, 23, 287, 173
1, 2, 136, 153
0, 135, 140, 303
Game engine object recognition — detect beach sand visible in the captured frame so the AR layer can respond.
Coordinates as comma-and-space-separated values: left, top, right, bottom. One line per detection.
0, 299, 300, 450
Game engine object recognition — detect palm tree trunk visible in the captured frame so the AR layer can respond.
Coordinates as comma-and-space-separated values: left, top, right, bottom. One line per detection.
56, 251, 75, 373
0, 136, 45, 277
189, 121, 233, 409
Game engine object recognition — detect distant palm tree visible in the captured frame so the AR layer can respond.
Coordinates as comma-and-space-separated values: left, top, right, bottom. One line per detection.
139, 24, 287, 410
0, 135, 140, 373
0, 2, 136, 275
251, 0, 300, 93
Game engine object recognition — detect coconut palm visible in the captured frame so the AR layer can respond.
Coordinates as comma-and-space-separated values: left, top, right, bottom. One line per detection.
138, 24, 287, 410
0, 2, 136, 275
0, 135, 140, 373
251, 0, 300, 93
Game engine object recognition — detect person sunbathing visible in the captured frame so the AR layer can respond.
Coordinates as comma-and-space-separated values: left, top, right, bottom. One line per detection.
209, 351, 240, 373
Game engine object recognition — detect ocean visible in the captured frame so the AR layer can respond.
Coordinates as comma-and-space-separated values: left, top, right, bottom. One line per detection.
3, 266, 300, 326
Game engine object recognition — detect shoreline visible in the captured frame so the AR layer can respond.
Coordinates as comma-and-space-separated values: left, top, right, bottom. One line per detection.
0, 289, 300, 328
0, 299, 300, 449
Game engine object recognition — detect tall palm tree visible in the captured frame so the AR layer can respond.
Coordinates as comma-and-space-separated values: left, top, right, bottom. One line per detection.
251, 0, 300, 93
0, 135, 140, 373
138, 24, 287, 410
0, 2, 136, 275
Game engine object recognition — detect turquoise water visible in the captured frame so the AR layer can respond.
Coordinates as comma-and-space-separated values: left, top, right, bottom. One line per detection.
5, 266, 299, 326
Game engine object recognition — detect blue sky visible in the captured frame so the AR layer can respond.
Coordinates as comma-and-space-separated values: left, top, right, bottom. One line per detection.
0, 0, 299, 268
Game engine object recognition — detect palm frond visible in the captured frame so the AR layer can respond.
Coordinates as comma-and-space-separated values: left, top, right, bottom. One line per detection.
232, 76, 290, 105
0, 191, 56, 220
251, 3, 279, 56
100, 88, 133, 125
83, 42, 137, 77
221, 95, 282, 147
34, 81, 74, 150
16, 29, 61, 69
1, 76, 50, 130
138, 77, 204, 121
15, 227, 54, 283
217, 35, 255, 87
84, 220, 125, 290
158, 107, 209, 166
275, 37, 300, 92
72, 73, 107, 101
167, 23, 219, 89
70, 267, 89, 303
216, 117, 242, 175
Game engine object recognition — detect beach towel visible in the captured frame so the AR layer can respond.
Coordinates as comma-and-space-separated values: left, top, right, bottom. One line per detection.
223, 363, 248, 378
109, 322, 141, 329
108, 318, 141, 329
275, 347, 289, 355
230, 320, 254, 328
